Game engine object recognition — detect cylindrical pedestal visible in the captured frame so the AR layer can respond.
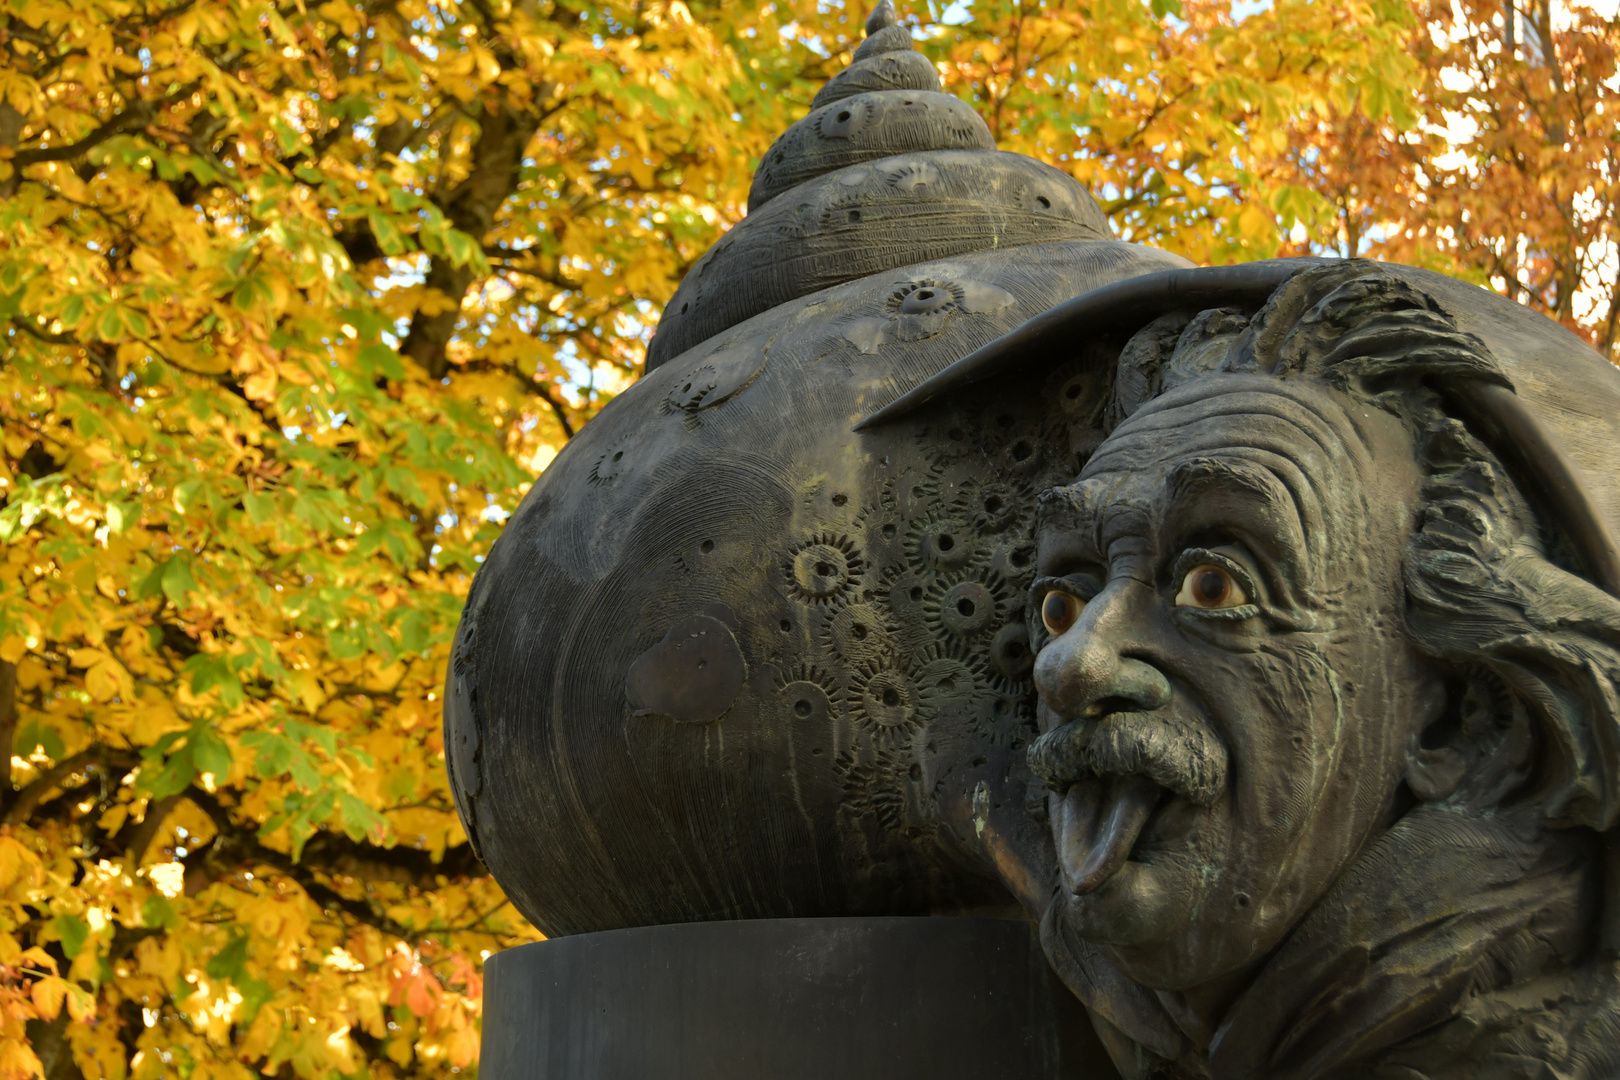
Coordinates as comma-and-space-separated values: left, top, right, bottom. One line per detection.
480, 916, 1120, 1080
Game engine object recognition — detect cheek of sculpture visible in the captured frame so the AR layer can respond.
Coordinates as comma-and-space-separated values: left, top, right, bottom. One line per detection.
1218, 642, 1354, 950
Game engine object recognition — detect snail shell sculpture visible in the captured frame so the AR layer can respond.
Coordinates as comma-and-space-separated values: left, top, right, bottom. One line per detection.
443, 1, 1191, 935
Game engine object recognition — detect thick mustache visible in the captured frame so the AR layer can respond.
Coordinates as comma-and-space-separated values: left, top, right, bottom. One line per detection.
1027, 711, 1228, 806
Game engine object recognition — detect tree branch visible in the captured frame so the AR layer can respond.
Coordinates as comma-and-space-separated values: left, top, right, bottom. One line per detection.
183, 786, 482, 941
533, 382, 576, 439
0, 661, 14, 818
5, 747, 138, 826
1, 81, 200, 187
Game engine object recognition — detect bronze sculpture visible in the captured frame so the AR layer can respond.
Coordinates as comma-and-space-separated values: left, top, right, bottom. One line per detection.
450, 7, 1620, 1077
869, 259, 1620, 1078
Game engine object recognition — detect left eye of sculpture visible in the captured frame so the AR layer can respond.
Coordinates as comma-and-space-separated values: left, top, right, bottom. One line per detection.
1040, 590, 1084, 636
1175, 564, 1245, 609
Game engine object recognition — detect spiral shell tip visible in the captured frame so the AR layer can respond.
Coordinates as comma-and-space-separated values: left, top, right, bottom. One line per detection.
865, 0, 899, 35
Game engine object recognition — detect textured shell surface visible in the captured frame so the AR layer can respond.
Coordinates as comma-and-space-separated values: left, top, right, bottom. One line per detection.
446, 238, 1192, 936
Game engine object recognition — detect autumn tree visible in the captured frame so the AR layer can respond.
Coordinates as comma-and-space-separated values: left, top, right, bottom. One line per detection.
1379, 0, 1620, 356
1263, 0, 1620, 357
0, 0, 823, 1076
920, 0, 1422, 264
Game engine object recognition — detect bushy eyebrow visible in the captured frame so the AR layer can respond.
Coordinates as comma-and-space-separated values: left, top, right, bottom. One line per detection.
1164, 453, 1317, 582
1035, 483, 1097, 539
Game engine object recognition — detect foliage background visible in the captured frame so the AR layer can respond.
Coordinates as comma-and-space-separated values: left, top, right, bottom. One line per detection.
0, 0, 1613, 1076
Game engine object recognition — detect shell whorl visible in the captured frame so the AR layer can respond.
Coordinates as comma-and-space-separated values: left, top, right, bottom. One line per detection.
646, 3, 1113, 370
748, 2, 995, 212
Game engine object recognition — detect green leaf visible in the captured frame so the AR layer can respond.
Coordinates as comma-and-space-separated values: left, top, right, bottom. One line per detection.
338, 791, 390, 844
286, 790, 336, 861
161, 558, 199, 605
205, 934, 249, 980
188, 655, 244, 707
241, 731, 293, 777
142, 745, 197, 799
235, 974, 274, 1022
357, 342, 404, 381
54, 914, 89, 959
191, 726, 233, 779
142, 895, 181, 931
174, 479, 207, 514
398, 609, 432, 653
242, 492, 276, 524
328, 623, 368, 660
106, 501, 136, 533
14, 719, 65, 762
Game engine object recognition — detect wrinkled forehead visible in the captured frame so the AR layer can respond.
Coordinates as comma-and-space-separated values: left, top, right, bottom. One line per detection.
1039, 375, 1400, 564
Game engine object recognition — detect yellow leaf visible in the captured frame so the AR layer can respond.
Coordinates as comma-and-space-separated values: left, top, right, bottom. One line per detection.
65, 983, 94, 1022
97, 803, 129, 836
1236, 202, 1275, 240
0, 837, 41, 893
85, 657, 132, 702
0, 1040, 43, 1080
243, 368, 279, 402
19, 946, 57, 974
30, 975, 67, 1020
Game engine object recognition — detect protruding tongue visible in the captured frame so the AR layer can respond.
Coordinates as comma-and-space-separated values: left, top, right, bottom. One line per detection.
1056, 774, 1162, 895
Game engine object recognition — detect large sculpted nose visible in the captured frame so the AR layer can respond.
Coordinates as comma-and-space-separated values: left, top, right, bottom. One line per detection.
1033, 579, 1172, 725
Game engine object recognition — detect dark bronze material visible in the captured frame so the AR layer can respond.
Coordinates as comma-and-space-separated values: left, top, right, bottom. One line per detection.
480, 917, 1117, 1080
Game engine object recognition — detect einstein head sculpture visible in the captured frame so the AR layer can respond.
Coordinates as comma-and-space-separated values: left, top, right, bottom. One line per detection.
867, 259, 1620, 1078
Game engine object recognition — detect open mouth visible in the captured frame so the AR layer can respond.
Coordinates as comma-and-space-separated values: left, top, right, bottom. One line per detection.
1054, 773, 1167, 895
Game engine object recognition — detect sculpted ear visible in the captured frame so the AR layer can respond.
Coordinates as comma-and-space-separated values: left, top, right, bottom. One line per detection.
1404, 674, 1535, 811
1403, 417, 1620, 830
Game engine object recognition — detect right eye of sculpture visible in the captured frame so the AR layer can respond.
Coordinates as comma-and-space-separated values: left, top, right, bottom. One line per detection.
1175, 564, 1248, 610
1040, 590, 1084, 636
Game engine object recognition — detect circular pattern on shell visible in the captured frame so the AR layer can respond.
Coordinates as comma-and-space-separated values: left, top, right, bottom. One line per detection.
940, 581, 997, 637
589, 445, 632, 486
921, 570, 1011, 641
784, 534, 864, 605
886, 278, 964, 318
1000, 434, 1044, 476
989, 623, 1035, 682
956, 481, 1024, 535
820, 602, 898, 664
667, 365, 720, 412
914, 655, 985, 715
777, 680, 835, 727
989, 539, 1038, 580
853, 665, 919, 736
915, 423, 977, 468
906, 512, 976, 572
1045, 357, 1106, 421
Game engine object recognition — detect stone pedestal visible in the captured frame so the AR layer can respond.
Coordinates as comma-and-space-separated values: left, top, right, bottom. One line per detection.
480, 916, 1121, 1080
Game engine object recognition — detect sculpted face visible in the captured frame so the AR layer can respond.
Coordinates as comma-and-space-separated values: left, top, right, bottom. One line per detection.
1028, 373, 1441, 990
